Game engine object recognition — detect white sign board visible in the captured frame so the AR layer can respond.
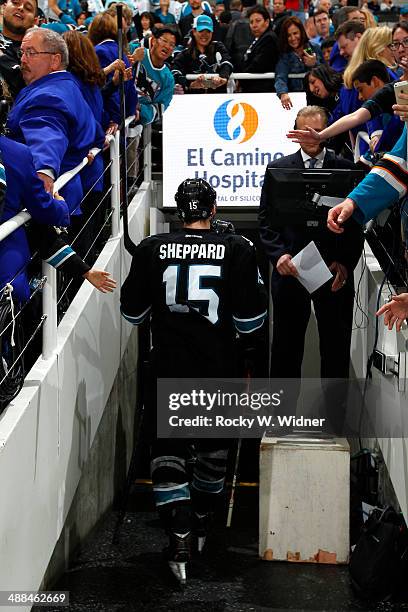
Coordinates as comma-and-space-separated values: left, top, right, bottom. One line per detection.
163, 92, 307, 208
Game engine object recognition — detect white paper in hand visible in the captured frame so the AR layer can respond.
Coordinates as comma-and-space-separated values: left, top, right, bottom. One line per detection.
291, 241, 332, 294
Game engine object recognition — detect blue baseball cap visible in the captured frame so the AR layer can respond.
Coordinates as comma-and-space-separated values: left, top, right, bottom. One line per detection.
193, 14, 214, 32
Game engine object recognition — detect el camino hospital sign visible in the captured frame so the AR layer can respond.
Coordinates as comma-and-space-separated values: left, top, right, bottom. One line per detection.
163, 92, 306, 207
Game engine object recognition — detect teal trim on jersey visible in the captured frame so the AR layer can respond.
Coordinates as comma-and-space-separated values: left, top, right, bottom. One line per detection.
192, 475, 225, 494
349, 127, 407, 225
0, 162, 6, 188
233, 310, 267, 334
45, 245, 74, 269
153, 483, 191, 506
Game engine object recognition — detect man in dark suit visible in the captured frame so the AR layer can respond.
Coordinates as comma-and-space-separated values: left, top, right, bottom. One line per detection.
258, 105, 364, 381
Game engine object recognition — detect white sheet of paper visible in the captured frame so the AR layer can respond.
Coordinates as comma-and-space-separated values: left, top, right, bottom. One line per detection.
291, 241, 332, 294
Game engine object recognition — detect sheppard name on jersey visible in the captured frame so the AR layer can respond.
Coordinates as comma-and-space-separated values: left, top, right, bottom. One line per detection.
159, 243, 226, 260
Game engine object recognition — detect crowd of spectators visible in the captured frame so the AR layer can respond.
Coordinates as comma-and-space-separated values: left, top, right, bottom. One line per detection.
0, 0, 407, 407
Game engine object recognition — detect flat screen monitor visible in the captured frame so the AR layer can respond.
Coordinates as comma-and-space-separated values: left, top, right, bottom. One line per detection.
265, 168, 366, 226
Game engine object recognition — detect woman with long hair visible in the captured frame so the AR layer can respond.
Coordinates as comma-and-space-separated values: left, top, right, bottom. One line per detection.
105, 3, 135, 50
343, 26, 397, 88
135, 11, 156, 39
305, 64, 343, 111
171, 14, 233, 93
275, 16, 323, 109
64, 30, 110, 255
360, 7, 378, 30
305, 64, 350, 154
88, 13, 137, 123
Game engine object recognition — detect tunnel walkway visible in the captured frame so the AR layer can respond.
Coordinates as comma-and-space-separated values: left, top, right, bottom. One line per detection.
35, 482, 408, 612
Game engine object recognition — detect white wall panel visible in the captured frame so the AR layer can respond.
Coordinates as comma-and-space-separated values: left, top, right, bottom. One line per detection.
0, 187, 151, 606
351, 246, 408, 522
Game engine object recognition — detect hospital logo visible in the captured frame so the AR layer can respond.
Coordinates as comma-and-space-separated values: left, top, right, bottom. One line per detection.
213, 100, 258, 144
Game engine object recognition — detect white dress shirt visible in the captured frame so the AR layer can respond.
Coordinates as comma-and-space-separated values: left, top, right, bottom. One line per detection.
301, 147, 326, 169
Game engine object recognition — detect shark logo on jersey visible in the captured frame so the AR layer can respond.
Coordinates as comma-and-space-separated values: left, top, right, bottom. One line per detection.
213, 100, 258, 144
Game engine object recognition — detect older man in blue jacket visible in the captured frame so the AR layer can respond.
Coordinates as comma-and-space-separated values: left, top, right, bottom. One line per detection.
6, 27, 105, 216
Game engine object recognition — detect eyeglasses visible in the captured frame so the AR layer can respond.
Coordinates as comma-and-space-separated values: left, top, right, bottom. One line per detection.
157, 37, 176, 49
18, 48, 55, 59
389, 37, 408, 51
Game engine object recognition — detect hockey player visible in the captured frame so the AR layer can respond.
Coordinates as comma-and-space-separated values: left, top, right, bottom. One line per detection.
120, 178, 267, 585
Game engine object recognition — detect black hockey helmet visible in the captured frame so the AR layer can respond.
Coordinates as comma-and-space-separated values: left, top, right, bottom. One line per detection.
174, 178, 216, 222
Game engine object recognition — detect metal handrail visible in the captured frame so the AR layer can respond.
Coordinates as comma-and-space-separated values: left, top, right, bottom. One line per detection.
0, 114, 143, 361
0, 115, 136, 244
185, 71, 307, 80
0, 210, 31, 243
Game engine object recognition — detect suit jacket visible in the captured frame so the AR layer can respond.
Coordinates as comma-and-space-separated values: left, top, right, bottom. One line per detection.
258, 149, 365, 273
240, 28, 279, 93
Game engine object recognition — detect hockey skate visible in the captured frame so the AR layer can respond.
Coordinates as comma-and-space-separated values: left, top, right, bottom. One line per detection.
165, 530, 192, 587
193, 511, 210, 554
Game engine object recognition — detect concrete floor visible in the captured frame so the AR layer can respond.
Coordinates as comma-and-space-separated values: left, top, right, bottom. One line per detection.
36, 484, 408, 612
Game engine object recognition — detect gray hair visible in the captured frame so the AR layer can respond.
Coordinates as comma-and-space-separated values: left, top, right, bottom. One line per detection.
295, 105, 328, 127
25, 27, 69, 68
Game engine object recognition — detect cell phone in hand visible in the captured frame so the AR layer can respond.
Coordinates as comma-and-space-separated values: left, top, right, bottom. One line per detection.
304, 47, 314, 55
394, 81, 408, 105
202, 76, 214, 88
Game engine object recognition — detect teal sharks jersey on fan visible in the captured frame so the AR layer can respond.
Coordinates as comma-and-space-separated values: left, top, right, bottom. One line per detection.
130, 43, 175, 125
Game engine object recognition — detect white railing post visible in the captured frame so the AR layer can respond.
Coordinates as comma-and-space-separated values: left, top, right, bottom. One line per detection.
42, 262, 57, 360
143, 123, 152, 184
110, 132, 121, 238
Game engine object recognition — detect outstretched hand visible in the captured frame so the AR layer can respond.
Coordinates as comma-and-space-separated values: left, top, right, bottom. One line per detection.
280, 93, 293, 110
83, 269, 117, 293
327, 198, 356, 234
376, 293, 408, 332
286, 125, 321, 145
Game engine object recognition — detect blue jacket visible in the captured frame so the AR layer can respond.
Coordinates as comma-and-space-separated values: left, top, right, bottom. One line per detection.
330, 86, 365, 159
329, 41, 347, 73
275, 42, 323, 95
72, 75, 105, 193
7, 71, 103, 215
0, 136, 69, 303
94, 40, 138, 125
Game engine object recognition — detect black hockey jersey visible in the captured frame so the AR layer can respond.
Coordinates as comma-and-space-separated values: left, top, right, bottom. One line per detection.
120, 228, 267, 376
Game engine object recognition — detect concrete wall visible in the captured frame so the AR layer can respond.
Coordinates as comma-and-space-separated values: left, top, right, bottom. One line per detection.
41, 328, 139, 589
0, 185, 151, 611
